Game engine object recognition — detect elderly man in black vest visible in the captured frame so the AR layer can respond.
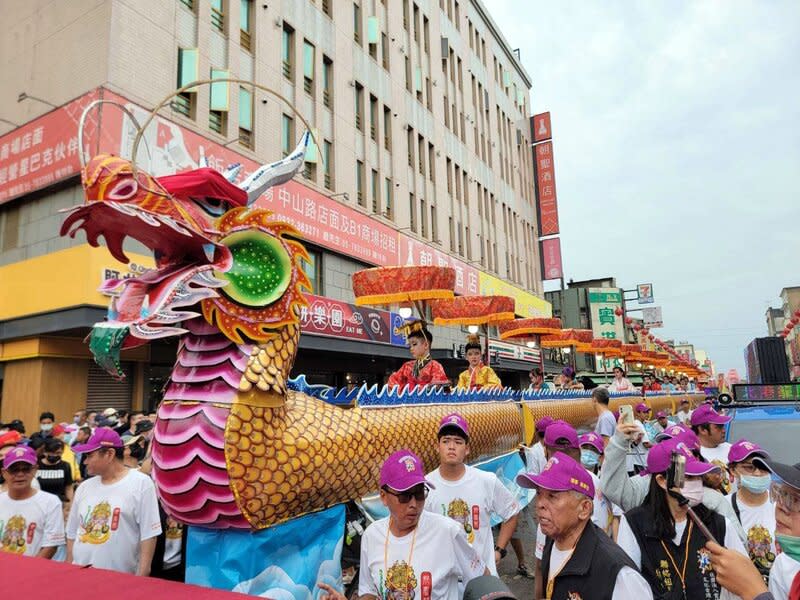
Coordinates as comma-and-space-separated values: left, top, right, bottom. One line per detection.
517, 452, 653, 600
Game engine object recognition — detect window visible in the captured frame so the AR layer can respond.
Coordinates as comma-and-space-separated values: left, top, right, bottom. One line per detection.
427, 142, 435, 182
431, 205, 438, 242
417, 134, 425, 175
353, 2, 362, 44
371, 169, 379, 213
303, 40, 315, 96
175, 48, 198, 118
354, 82, 364, 131
179, 0, 194, 11
209, 110, 225, 133
402, 0, 409, 30
369, 95, 378, 141
211, 0, 224, 32
407, 127, 414, 167
1, 208, 20, 251
404, 56, 411, 92
384, 177, 393, 219
322, 0, 331, 17
282, 23, 294, 81
356, 160, 365, 206
420, 197, 427, 238
173, 92, 194, 117
323, 140, 333, 189
300, 249, 322, 293
238, 87, 253, 148
381, 32, 390, 70
322, 55, 333, 108
240, 0, 252, 50
303, 161, 316, 182
409, 193, 416, 232
281, 113, 294, 156
383, 105, 392, 151
423, 16, 430, 54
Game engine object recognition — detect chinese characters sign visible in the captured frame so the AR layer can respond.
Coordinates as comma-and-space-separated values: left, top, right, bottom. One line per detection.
532, 112, 552, 143
642, 306, 663, 328
300, 294, 405, 346
0, 89, 110, 204
540, 237, 563, 280
398, 236, 479, 296
588, 288, 625, 340
535, 141, 559, 236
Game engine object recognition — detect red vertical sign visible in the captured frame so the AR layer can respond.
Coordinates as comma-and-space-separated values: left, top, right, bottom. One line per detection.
535, 141, 559, 236
540, 237, 563, 280
532, 112, 552, 142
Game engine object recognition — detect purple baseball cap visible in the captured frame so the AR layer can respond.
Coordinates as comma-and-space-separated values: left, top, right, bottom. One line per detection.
655, 423, 688, 442
656, 410, 667, 419
643, 439, 719, 476
562, 366, 575, 378
438, 413, 469, 438
544, 420, 579, 449
2, 445, 37, 469
516, 452, 595, 499
728, 439, 770, 464
380, 449, 435, 492
635, 403, 649, 413
72, 428, 124, 453
690, 404, 732, 427
535, 415, 554, 435
579, 432, 604, 454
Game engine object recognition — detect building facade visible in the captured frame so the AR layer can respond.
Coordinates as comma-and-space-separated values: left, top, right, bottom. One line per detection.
779, 287, 800, 377
0, 0, 549, 425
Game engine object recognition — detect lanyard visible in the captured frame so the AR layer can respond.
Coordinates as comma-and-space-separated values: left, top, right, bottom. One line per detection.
660, 520, 694, 598
383, 518, 419, 594
545, 548, 575, 599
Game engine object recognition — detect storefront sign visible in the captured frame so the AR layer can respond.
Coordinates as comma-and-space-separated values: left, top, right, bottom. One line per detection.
532, 112, 552, 143
637, 283, 654, 304
0, 90, 111, 205
478, 273, 551, 318
488, 340, 541, 363
734, 383, 800, 402
535, 141, 559, 236
398, 235, 479, 296
587, 288, 625, 340
642, 306, 663, 328
300, 294, 405, 346
540, 237, 563, 280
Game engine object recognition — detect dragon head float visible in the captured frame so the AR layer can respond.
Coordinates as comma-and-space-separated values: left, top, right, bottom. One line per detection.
61, 134, 312, 379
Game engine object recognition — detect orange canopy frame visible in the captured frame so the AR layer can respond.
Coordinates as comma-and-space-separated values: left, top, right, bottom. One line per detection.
430, 295, 515, 326
352, 265, 455, 306
498, 317, 562, 339
580, 338, 623, 356
540, 328, 593, 349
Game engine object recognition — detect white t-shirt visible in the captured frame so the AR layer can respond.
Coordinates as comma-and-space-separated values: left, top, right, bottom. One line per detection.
724, 493, 777, 574
358, 511, 485, 600
769, 552, 800, 599
425, 466, 520, 576
524, 442, 547, 476
699, 443, 735, 494
595, 410, 617, 439
547, 544, 653, 599
617, 515, 748, 600
66, 469, 162, 574
626, 420, 650, 473
676, 409, 693, 425
0, 490, 65, 556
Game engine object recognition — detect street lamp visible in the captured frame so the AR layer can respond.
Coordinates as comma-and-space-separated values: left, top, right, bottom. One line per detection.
467, 325, 479, 334
398, 306, 413, 319
526, 340, 537, 348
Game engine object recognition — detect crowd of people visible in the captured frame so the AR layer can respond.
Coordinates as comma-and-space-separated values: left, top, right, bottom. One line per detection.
2, 392, 798, 599
0, 408, 184, 580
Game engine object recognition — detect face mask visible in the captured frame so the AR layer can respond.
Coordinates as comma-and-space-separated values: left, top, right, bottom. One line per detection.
739, 474, 771, 495
776, 534, 800, 562
581, 450, 600, 468
73, 417, 81, 424
680, 479, 704, 507
40, 424, 53, 432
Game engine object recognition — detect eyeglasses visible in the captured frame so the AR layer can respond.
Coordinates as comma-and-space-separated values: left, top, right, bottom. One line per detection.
771, 482, 800, 514
384, 486, 428, 504
7, 463, 34, 474
735, 462, 768, 476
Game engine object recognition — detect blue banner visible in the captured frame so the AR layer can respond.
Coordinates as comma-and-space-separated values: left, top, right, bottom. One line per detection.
186, 505, 345, 598
361, 451, 534, 525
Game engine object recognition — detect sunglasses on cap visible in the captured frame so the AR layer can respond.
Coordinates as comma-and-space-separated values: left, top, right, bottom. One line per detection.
383, 485, 429, 504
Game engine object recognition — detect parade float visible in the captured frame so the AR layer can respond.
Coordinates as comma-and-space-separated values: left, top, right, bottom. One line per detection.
61, 90, 706, 597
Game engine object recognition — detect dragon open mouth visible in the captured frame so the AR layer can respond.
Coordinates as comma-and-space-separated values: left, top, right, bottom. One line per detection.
61, 200, 233, 342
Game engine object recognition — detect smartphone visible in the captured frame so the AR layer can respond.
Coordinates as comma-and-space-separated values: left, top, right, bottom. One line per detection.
668, 452, 719, 544
619, 404, 634, 425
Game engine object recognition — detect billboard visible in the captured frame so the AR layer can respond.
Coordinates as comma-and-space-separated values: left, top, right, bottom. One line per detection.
532, 112, 552, 143
479, 273, 552, 318
587, 288, 625, 340
398, 235, 479, 296
540, 237, 563, 280
642, 306, 663, 328
637, 283, 654, 304
535, 141, 559, 236
300, 294, 406, 346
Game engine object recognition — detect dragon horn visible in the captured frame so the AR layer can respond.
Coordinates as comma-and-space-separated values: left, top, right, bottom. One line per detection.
222, 163, 243, 182
239, 131, 310, 205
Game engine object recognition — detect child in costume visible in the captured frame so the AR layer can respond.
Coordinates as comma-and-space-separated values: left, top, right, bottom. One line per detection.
387, 321, 449, 389
456, 335, 501, 390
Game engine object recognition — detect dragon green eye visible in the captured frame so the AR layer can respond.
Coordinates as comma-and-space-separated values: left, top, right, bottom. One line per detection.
214, 230, 291, 307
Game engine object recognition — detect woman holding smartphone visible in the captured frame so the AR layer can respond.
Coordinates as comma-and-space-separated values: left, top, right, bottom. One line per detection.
616, 439, 749, 600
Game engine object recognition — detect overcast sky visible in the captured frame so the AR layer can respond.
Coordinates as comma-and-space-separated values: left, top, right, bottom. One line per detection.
490, 0, 800, 377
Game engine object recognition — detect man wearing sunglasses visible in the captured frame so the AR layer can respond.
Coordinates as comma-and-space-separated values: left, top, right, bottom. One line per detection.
691, 404, 734, 494
321, 449, 486, 600
0, 445, 64, 558
425, 413, 520, 577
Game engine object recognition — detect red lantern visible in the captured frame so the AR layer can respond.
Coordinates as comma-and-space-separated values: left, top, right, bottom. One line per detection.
641, 328, 649, 335
614, 307, 623, 316
795, 309, 800, 318
792, 317, 800, 325
624, 317, 633, 324
634, 324, 642, 331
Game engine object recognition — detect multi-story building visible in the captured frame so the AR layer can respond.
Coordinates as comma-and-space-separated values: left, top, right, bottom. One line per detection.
0, 0, 549, 425
766, 307, 785, 337
779, 287, 800, 377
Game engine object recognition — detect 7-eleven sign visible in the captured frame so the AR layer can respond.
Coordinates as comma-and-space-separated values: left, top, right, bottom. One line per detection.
637, 283, 654, 304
